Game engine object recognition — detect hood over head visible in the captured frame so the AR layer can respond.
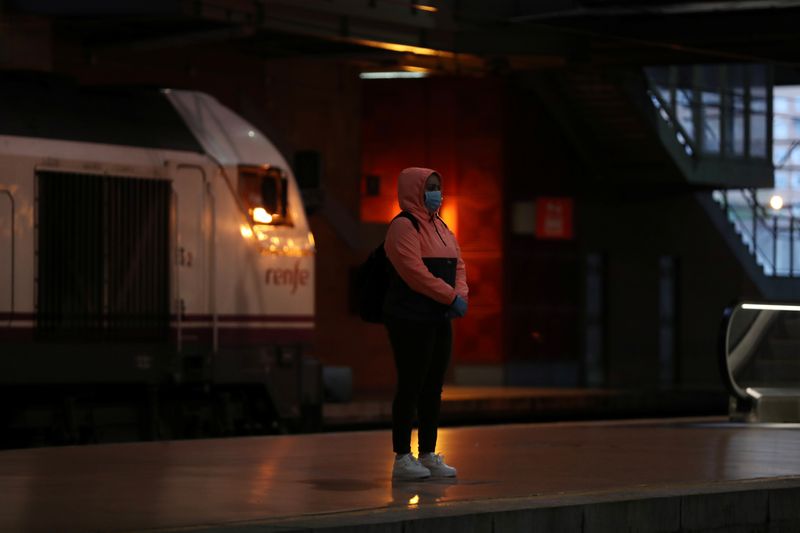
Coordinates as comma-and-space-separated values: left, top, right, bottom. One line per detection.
397, 167, 440, 218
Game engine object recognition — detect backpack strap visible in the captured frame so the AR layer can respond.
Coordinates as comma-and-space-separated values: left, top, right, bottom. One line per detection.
435, 214, 448, 229
392, 211, 420, 232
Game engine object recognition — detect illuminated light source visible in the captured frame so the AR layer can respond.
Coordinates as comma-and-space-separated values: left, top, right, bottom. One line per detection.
408, 494, 420, 506
248, 130, 256, 138
253, 207, 273, 224
770, 194, 784, 211
746, 387, 763, 399
413, 4, 438, 13
350, 38, 451, 57
360, 71, 429, 80
439, 198, 458, 237
742, 303, 800, 312
240, 224, 253, 239
308, 232, 316, 248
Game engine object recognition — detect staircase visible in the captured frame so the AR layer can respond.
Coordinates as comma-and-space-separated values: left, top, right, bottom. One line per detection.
530, 66, 686, 185
700, 190, 800, 299
650, 68, 800, 298
534, 63, 800, 298
533, 63, 774, 184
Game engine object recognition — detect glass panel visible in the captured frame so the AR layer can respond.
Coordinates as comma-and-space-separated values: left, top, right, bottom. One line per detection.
730, 66, 747, 157
238, 165, 291, 226
699, 65, 721, 154
775, 170, 790, 189
676, 89, 695, 142
795, 230, 800, 275
749, 65, 769, 158
774, 95, 790, 113
702, 89, 721, 154
732, 98, 746, 156
751, 111, 768, 158
261, 168, 289, 221
774, 117, 789, 138
776, 233, 790, 276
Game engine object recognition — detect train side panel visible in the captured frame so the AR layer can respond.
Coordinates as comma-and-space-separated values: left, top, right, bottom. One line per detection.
0, 127, 319, 445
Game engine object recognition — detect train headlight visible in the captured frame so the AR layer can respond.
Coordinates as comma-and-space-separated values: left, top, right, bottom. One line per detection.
253, 207, 273, 224
238, 165, 290, 226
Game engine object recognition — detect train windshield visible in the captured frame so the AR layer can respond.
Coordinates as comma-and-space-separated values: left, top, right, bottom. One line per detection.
238, 165, 291, 226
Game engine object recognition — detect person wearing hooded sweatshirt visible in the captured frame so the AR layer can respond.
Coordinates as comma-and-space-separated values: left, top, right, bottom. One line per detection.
384, 167, 468, 480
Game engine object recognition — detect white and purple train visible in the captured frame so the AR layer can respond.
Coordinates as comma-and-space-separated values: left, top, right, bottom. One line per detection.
0, 75, 319, 446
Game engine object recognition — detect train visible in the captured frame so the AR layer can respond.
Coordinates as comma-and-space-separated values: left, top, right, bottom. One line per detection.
0, 74, 320, 447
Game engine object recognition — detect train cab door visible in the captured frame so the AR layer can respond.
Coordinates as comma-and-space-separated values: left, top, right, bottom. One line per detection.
0, 190, 12, 321
171, 164, 210, 352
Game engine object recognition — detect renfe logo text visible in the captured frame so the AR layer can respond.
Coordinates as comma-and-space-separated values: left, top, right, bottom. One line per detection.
265, 260, 310, 294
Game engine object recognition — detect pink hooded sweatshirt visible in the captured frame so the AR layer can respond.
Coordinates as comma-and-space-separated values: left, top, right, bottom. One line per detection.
384, 167, 468, 319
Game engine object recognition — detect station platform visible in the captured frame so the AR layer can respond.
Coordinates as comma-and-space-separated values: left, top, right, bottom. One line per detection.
323, 386, 728, 427
2, 417, 799, 532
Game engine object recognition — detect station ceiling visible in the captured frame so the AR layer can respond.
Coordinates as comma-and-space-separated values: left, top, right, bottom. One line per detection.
6, 0, 800, 76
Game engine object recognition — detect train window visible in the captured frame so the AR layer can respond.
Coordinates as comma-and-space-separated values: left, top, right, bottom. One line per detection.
238, 165, 292, 226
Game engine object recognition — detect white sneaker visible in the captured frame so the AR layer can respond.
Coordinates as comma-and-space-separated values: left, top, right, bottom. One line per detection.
392, 453, 431, 480
418, 453, 457, 478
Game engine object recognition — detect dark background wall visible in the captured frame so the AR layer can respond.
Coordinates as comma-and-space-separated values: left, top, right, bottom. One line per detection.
578, 193, 761, 388
504, 85, 583, 386
503, 82, 763, 390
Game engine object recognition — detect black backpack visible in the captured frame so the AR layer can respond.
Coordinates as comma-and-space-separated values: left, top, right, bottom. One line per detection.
357, 211, 420, 323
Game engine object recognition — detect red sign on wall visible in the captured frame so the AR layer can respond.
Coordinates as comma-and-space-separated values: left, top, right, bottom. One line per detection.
535, 197, 574, 240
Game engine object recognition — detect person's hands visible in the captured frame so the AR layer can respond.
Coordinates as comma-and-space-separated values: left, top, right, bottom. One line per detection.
447, 295, 468, 319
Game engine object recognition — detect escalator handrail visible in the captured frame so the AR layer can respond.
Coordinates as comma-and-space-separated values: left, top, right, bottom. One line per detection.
719, 302, 747, 401
719, 300, 800, 403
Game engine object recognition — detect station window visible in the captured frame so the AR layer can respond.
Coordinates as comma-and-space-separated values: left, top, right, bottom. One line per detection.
238, 165, 292, 226
774, 96, 790, 114
775, 170, 790, 189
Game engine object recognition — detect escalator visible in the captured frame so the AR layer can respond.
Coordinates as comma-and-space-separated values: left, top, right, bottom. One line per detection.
720, 302, 800, 422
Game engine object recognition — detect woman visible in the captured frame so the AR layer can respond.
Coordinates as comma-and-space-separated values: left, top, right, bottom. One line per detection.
383, 167, 468, 480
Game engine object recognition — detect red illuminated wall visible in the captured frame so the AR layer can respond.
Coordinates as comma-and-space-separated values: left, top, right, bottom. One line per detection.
361, 77, 505, 365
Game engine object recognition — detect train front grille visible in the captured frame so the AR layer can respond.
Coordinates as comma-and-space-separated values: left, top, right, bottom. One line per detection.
36, 172, 170, 341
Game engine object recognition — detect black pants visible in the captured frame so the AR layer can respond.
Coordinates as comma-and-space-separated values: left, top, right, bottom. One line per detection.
385, 316, 452, 455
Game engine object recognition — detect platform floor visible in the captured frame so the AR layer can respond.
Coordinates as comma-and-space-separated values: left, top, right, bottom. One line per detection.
2, 418, 800, 532
323, 386, 727, 427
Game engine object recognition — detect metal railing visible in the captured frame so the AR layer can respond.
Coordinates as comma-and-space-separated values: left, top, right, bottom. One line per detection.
644, 65, 798, 279
647, 81, 759, 160
647, 85, 697, 157
645, 64, 772, 162
713, 189, 800, 277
